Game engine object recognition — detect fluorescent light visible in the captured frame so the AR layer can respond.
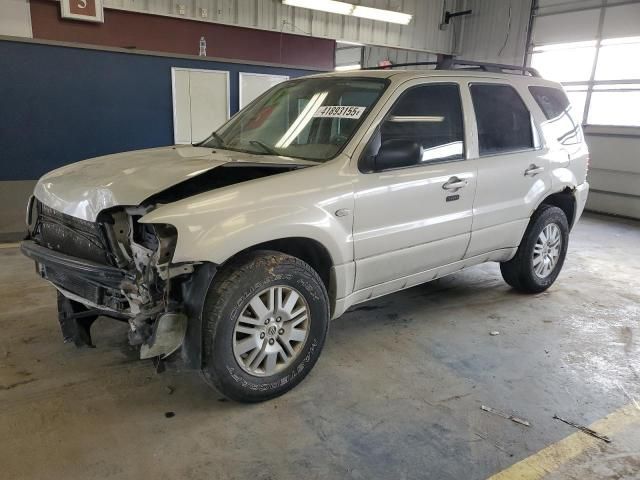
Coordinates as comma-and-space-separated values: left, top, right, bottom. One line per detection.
335, 64, 361, 71
337, 40, 364, 46
282, 0, 353, 16
352, 5, 412, 25
282, 0, 412, 25
389, 115, 444, 122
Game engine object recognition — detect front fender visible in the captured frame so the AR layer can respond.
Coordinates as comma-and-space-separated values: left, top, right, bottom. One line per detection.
139, 163, 355, 267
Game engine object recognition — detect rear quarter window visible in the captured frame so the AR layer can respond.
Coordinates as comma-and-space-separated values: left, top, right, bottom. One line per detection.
529, 86, 582, 145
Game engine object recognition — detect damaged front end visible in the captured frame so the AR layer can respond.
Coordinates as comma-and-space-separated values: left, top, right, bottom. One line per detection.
21, 198, 209, 363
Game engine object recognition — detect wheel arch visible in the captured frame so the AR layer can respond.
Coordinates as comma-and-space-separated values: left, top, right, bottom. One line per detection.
235, 237, 333, 290
539, 187, 577, 230
219, 237, 337, 318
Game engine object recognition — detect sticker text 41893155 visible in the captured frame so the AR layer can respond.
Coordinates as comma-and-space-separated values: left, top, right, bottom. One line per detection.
313, 106, 366, 119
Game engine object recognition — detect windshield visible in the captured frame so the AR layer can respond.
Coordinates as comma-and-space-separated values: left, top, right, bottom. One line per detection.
200, 77, 388, 161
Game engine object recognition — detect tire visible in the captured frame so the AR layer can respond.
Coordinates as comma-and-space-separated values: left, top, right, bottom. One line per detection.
201, 250, 329, 402
500, 205, 569, 293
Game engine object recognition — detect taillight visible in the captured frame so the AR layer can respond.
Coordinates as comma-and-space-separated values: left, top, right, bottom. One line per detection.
586, 154, 590, 173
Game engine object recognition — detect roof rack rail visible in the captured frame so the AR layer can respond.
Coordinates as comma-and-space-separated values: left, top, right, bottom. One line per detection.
363, 55, 540, 77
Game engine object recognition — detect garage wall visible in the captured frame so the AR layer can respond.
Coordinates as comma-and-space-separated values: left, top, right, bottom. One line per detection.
454, 0, 533, 65
531, 0, 640, 219
0, 38, 317, 241
455, 0, 640, 220
101, 0, 457, 54
362, 45, 437, 69
582, 127, 640, 219
29, 0, 335, 70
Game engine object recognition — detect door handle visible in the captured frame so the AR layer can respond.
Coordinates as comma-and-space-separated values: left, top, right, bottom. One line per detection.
524, 164, 545, 177
442, 177, 468, 191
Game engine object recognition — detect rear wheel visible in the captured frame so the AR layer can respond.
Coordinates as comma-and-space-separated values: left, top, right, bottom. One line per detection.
201, 250, 329, 402
500, 205, 569, 293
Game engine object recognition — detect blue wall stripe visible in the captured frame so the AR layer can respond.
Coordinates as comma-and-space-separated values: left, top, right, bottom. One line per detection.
0, 40, 318, 181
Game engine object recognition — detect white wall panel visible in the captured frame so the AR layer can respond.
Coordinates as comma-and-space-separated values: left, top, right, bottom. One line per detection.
172, 69, 192, 144
239, 72, 288, 109
102, 0, 456, 54
602, 3, 640, 39
536, 0, 602, 15
586, 191, 640, 219
532, 9, 600, 44
172, 68, 230, 144
0, 0, 33, 38
455, 0, 532, 66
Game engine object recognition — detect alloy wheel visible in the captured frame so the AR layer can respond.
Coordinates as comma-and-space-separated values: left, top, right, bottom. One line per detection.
232, 286, 310, 377
532, 223, 562, 278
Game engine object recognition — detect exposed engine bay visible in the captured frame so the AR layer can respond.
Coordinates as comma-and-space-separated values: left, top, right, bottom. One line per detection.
22, 162, 307, 364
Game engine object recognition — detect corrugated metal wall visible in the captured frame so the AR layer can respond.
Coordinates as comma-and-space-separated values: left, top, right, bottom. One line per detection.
103, 0, 457, 54
362, 45, 436, 68
454, 0, 532, 66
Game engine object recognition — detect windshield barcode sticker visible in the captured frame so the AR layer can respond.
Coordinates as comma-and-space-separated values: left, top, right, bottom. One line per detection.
313, 106, 366, 119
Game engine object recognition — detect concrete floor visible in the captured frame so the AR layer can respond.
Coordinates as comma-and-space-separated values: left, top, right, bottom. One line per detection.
1, 212, 639, 480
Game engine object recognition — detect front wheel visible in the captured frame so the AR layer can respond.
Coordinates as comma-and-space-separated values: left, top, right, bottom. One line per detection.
201, 250, 329, 402
500, 205, 569, 293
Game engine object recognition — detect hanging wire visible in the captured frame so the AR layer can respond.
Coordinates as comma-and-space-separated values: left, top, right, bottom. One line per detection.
498, 1, 513, 57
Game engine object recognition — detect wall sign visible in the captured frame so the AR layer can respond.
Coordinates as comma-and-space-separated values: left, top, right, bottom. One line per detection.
60, 0, 104, 23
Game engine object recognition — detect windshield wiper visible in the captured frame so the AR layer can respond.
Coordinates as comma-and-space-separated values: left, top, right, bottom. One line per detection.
249, 140, 280, 156
193, 132, 225, 148
210, 132, 226, 148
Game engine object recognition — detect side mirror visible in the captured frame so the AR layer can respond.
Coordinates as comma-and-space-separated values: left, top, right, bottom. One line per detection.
374, 139, 424, 171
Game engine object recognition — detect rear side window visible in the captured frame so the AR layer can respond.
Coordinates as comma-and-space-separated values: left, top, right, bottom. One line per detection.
470, 84, 534, 156
381, 83, 464, 163
529, 86, 582, 145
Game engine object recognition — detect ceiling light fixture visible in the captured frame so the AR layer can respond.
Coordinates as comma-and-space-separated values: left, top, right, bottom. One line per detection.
352, 5, 412, 25
335, 64, 362, 71
282, 0, 353, 16
282, 0, 412, 25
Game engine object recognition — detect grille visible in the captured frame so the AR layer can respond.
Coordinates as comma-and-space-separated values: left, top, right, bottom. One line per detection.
33, 200, 113, 265
45, 265, 103, 305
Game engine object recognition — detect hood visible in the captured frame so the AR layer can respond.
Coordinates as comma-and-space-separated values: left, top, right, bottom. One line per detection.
34, 146, 313, 221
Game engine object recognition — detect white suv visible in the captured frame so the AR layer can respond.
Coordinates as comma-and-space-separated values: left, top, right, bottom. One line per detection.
22, 63, 589, 402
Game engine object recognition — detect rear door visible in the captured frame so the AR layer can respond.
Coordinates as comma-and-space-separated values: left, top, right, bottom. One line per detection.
352, 79, 476, 291
465, 81, 552, 258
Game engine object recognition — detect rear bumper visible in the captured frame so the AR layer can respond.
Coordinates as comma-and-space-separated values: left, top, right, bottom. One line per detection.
574, 181, 589, 228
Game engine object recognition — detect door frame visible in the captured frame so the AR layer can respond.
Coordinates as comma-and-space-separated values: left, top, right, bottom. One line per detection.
348, 76, 479, 291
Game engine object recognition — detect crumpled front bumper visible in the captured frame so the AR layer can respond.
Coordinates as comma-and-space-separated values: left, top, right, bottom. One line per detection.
20, 240, 133, 312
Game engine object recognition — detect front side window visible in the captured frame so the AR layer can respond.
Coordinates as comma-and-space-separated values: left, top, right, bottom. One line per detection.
379, 83, 465, 165
201, 77, 388, 161
470, 84, 534, 156
529, 86, 582, 145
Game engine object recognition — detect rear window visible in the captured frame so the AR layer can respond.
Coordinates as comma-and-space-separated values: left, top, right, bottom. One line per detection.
529, 86, 582, 145
470, 84, 534, 156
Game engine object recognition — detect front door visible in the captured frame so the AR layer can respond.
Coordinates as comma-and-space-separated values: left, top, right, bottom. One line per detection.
352, 80, 476, 291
